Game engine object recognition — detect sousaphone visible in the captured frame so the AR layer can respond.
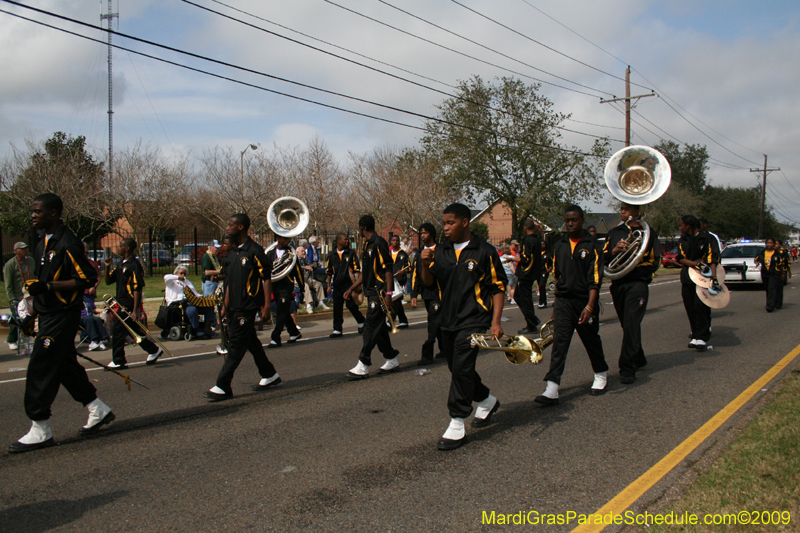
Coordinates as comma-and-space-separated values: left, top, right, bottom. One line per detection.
265, 197, 310, 281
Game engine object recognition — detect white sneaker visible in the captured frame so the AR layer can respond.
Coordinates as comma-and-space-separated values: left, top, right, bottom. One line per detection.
8, 343, 18, 351
510, 299, 517, 305
145, 347, 164, 365
98, 342, 107, 350
88, 341, 100, 351
378, 357, 400, 374
295, 324, 302, 330
319, 302, 330, 310
106, 361, 126, 369
694, 339, 707, 348
306, 305, 313, 314
216, 345, 228, 355
348, 360, 369, 377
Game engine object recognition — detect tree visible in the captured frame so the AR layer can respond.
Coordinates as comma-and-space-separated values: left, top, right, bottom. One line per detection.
653, 141, 709, 195
702, 185, 783, 240
422, 76, 610, 239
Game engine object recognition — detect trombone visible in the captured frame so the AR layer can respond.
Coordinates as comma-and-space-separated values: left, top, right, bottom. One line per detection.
378, 289, 399, 334
103, 294, 173, 358
469, 319, 554, 365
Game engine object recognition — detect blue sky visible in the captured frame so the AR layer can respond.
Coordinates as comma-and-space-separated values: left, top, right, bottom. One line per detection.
2, 0, 800, 225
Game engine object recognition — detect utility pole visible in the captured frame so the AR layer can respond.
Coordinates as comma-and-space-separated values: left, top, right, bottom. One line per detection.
101, 0, 118, 181
750, 155, 780, 240
600, 66, 656, 146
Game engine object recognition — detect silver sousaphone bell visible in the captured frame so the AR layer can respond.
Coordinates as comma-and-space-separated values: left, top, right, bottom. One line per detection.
265, 196, 310, 281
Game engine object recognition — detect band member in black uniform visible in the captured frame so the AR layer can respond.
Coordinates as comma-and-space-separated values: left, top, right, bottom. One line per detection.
603, 203, 660, 384
345, 215, 400, 379
754, 238, 784, 312
105, 238, 163, 369
215, 235, 235, 356
266, 235, 304, 347
675, 215, 720, 350
410, 222, 443, 366
326, 233, 365, 337
421, 204, 507, 450
538, 241, 552, 308
10, 193, 113, 453
536, 205, 609, 405
516, 218, 542, 334
204, 213, 280, 401
774, 240, 790, 309
389, 235, 410, 328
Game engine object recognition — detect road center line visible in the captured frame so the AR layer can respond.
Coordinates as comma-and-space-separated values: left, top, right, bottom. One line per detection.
570, 341, 800, 533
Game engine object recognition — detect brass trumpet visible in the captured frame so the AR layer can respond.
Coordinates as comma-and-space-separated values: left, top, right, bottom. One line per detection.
378, 289, 399, 334
469, 319, 554, 365
103, 295, 173, 358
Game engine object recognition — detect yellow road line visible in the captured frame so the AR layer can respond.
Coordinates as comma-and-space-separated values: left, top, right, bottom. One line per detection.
571, 342, 800, 533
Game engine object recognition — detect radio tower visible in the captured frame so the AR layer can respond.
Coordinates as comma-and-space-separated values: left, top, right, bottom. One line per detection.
101, 0, 118, 180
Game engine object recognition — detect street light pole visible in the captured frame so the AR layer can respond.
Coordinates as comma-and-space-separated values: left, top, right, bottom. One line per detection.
240, 143, 258, 180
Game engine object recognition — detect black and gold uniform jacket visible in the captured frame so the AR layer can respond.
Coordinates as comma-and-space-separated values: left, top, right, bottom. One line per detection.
603, 222, 661, 285
33, 222, 97, 315
755, 249, 785, 278
676, 231, 720, 285
777, 249, 791, 274
265, 247, 304, 299
326, 248, 361, 290
410, 245, 441, 301
360, 233, 393, 297
225, 237, 272, 312
552, 230, 602, 300
108, 256, 146, 311
391, 248, 410, 286
517, 234, 542, 281
541, 248, 553, 275
427, 234, 507, 332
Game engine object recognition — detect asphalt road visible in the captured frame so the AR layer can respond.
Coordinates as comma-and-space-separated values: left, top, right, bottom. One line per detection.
0, 272, 798, 533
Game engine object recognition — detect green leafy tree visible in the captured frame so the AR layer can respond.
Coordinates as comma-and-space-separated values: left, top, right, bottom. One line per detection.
653, 140, 709, 195
422, 76, 610, 239
702, 185, 783, 241
470, 220, 490, 241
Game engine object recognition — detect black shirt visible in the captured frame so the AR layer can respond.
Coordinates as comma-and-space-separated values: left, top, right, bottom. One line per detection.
360, 233, 393, 297
108, 257, 146, 311
326, 248, 361, 290
225, 237, 272, 312
603, 222, 661, 285
411, 245, 441, 301
391, 248, 410, 286
265, 247, 304, 299
676, 231, 720, 285
33, 222, 97, 315
754, 249, 784, 277
428, 234, 507, 332
517, 234, 542, 281
552, 230, 603, 300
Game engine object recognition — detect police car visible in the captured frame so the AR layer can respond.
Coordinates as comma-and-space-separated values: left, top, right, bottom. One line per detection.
721, 241, 766, 286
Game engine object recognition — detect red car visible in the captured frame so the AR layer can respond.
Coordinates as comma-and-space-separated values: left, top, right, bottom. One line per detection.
661, 247, 679, 267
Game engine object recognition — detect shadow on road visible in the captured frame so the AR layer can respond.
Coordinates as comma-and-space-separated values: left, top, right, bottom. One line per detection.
0, 490, 128, 533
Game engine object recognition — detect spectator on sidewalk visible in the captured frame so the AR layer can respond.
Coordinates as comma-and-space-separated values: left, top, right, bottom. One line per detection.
201, 240, 222, 296
80, 295, 110, 351
3, 242, 35, 351
296, 246, 328, 313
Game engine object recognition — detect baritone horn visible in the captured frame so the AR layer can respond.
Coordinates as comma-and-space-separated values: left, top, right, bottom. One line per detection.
103, 295, 173, 358
469, 319, 553, 365
265, 196, 309, 281
603, 145, 671, 281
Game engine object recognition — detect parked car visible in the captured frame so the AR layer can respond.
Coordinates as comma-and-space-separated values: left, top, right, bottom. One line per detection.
661, 247, 679, 267
86, 249, 107, 264
721, 242, 766, 286
176, 243, 207, 266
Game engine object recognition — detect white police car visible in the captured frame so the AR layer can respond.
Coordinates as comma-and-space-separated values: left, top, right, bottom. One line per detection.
721, 241, 766, 286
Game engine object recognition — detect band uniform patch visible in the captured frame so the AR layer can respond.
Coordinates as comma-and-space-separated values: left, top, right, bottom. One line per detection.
239, 317, 246, 326
42, 337, 53, 348
639, 298, 646, 307
48, 251, 55, 261
465, 259, 477, 271
368, 249, 373, 257
241, 257, 248, 266
369, 301, 376, 309
580, 250, 587, 259
432, 303, 440, 312
469, 337, 477, 348
280, 298, 286, 303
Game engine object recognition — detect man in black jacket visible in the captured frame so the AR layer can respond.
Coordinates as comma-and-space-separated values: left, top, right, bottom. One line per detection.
516, 218, 542, 334
204, 213, 280, 401
603, 203, 660, 384
754, 238, 784, 312
389, 235, 410, 328
10, 193, 114, 453
326, 233, 365, 337
421, 204, 507, 450
410, 222, 443, 365
536, 205, 609, 405
266, 235, 304, 348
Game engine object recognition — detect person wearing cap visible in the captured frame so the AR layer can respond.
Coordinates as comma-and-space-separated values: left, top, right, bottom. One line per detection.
201, 240, 222, 297
4, 241, 36, 351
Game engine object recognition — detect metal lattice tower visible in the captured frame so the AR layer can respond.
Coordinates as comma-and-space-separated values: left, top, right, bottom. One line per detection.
101, 0, 118, 180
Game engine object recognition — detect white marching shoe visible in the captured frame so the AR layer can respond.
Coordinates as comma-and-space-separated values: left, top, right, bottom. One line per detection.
79, 398, 116, 435
438, 418, 466, 450
472, 394, 500, 428
347, 360, 370, 380
534, 380, 560, 405
590, 371, 608, 395
377, 357, 400, 374
9, 420, 55, 453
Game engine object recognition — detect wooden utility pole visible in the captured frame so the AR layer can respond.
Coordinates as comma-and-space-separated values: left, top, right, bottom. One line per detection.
600, 66, 656, 146
750, 155, 780, 239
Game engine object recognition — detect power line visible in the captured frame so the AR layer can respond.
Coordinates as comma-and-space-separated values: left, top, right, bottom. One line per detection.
779, 169, 800, 202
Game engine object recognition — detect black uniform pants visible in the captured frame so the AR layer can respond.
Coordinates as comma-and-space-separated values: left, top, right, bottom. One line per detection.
442, 328, 490, 419
332, 287, 364, 331
610, 281, 649, 376
25, 310, 97, 421
544, 297, 608, 385
538, 271, 549, 306
392, 297, 408, 325
516, 277, 540, 329
421, 299, 443, 359
271, 293, 299, 343
681, 283, 711, 342
765, 275, 781, 311
111, 306, 158, 365
358, 295, 397, 366
216, 310, 277, 394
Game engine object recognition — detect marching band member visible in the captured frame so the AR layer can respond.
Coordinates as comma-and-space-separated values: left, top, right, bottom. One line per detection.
420, 203, 507, 450
345, 215, 400, 379
603, 203, 660, 384
538, 241, 552, 309
204, 213, 279, 401
516, 218, 543, 334
326, 233, 365, 338
536, 205, 609, 405
105, 238, 164, 368
775, 240, 790, 309
410, 222, 443, 366
10, 193, 112, 453
266, 235, 305, 347
755, 238, 784, 312
389, 235, 410, 328
675, 215, 720, 349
